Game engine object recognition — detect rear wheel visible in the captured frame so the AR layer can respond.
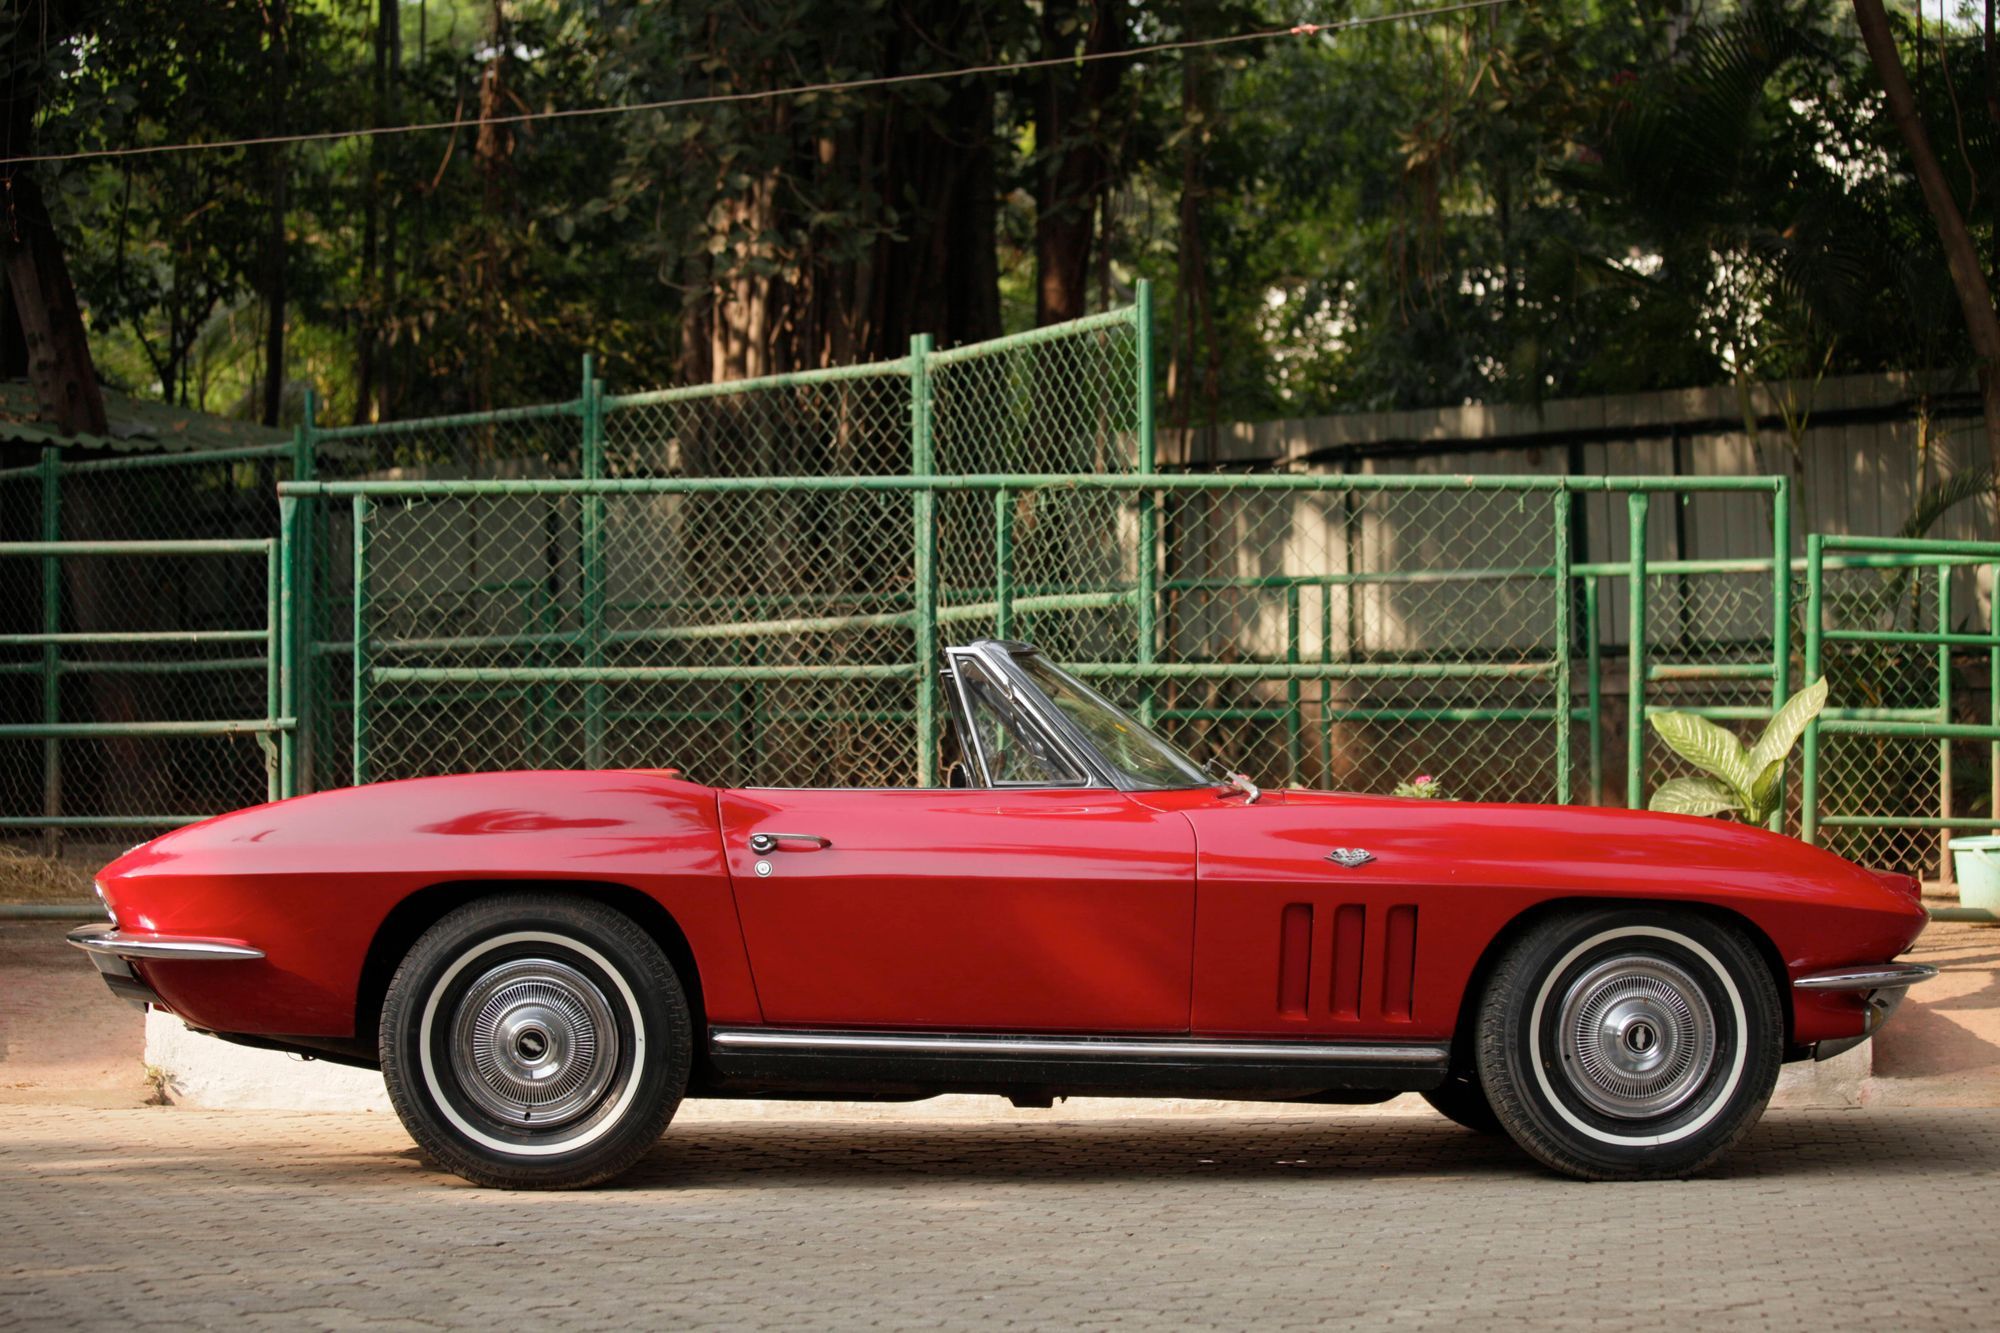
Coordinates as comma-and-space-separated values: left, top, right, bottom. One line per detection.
379, 893, 690, 1189
1475, 907, 1781, 1181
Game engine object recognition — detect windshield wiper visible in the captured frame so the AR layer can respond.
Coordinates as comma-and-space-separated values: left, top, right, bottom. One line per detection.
1204, 758, 1261, 804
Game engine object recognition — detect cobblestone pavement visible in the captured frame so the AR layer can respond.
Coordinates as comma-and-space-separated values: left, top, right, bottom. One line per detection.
2, 1105, 1996, 1330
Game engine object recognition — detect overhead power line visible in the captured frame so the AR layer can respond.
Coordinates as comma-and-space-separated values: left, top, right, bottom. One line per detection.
0, 0, 1519, 169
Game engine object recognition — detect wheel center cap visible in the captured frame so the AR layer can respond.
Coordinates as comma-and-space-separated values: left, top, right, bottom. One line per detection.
1625, 1020, 1657, 1054
516, 1028, 550, 1061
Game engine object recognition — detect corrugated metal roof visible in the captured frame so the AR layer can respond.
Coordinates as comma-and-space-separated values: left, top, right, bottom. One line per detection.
0, 380, 287, 454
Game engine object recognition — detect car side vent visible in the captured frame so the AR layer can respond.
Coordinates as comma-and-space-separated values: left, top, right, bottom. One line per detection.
1331, 903, 1366, 1020
1277, 903, 1312, 1018
1381, 904, 1418, 1022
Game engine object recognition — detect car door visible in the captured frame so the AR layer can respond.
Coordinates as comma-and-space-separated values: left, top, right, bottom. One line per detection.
719, 785, 1195, 1032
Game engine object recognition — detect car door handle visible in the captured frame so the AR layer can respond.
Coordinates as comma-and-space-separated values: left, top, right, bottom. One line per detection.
748, 832, 833, 853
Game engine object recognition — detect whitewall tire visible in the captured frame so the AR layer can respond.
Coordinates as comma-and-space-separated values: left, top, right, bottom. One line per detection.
379, 893, 690, 1189
1474, 906, 1782, 1180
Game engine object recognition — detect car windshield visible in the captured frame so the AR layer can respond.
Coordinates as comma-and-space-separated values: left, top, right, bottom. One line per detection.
1011, 652, 1210, 789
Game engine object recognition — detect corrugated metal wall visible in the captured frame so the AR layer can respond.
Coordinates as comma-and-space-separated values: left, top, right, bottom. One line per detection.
1163, 371, 1996, 643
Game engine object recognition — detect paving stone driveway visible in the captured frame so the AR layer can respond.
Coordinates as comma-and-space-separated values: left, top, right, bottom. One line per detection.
2, 1105, 1995, 1330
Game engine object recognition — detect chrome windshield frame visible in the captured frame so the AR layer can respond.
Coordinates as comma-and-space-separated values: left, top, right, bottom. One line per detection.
944, 643, 1115, 789
947, 639, 1209, 793
943, 647, 1100, 789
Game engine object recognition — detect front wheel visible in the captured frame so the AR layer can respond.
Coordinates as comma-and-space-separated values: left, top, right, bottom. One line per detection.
1475, 907, 1782, 1181
379, 893, 691, 1189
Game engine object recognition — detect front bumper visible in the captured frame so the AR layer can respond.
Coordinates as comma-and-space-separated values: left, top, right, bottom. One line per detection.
1795, 961, 1938, 1061
66, 923, 264, 1011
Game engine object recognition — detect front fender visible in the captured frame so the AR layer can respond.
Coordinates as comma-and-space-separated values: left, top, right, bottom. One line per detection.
94, 770, 758, 1038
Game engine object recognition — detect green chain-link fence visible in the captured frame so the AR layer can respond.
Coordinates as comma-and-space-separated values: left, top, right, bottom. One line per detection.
8, 282, 1997, 880
1803, 535, 2000, 882
298, 468, 1797, 812
1, 446, 294, 852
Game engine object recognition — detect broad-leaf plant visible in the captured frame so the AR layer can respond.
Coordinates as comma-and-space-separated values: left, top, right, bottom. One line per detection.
1647, 678, 1828, 824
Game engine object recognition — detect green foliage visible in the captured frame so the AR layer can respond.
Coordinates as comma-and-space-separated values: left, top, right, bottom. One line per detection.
1648, 678, 1828, 823
1393, 773, 1446, 799
14, 0, 1999, 436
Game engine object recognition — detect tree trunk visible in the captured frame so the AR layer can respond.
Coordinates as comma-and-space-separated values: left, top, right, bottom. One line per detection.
708, 171, 781, 384
470, 0, 511, 417
1853, 0, 2000, 497
1034, 0, 1127, 326
260, 0, 289, 428
379, 0, 400, 419
1, 174, 106, 439
1170, 6, 1221, 457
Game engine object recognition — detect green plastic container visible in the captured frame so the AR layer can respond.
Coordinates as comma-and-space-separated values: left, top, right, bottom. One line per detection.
1948, 835, 2000, 912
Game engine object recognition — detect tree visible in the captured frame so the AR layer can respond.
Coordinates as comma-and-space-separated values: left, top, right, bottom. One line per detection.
1033, 0, 1129, 326
0, 0, 105, 434
1851, 0, 2000, 497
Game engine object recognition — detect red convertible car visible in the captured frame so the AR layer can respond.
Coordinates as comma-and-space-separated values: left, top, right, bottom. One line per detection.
71, 639, 1933, 1188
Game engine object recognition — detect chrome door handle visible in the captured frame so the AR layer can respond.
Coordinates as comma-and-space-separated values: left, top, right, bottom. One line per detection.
748, 832, 833, 853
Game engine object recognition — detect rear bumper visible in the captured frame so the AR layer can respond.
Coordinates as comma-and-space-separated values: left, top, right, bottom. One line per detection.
66, 923, 264, 1012
1795, 961, 1938, 1061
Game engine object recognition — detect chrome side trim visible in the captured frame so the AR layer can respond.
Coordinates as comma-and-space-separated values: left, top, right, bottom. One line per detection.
711, 1028, 1448, 1066
66, 923, 264, 962
1794, 963, 1938, 992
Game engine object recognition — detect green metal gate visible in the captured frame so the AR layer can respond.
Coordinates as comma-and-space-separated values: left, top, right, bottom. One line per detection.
1802, 533, 2000, 876
282, 470, 1793, 810
0, 536, 290, 845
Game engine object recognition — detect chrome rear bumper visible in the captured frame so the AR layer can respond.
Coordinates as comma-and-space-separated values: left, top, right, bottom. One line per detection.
1795, 961, 1938, 1061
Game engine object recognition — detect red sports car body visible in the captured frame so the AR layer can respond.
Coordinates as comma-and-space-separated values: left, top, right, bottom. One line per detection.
72, 640, 1934, 1188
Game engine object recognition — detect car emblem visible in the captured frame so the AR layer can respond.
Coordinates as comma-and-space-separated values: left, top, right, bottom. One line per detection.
1326, 848, 1375, 868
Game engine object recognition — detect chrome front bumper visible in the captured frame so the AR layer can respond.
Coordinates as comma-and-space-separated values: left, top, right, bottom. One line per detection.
66, 923, 264, 1011
1795, 961, 1938, 1061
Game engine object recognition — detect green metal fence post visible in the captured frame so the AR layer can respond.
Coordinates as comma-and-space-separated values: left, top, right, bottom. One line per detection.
1135, 279, 1158, 726
1992, 560, 1999, 836
1553, 489, 1573, 804
352, 494, 373, 786
1285, 583, 1302, 781
1585, 573, 1603, 803
1626, 492, 1649, 808
38, 446, 60, 853
994, 487, 1014, 640
1769, 474, 1792, 831
292, 392, 318, 795
1320, 582, 1335, 784
265, 540, 282, 802
278, 496, 299, 797
581, 354, 607, 769
910, 334, 939, 785
1937, 561, 1952, 882
1801, 534, 1825, 844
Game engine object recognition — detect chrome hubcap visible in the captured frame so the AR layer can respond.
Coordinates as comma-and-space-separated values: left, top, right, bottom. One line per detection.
1556, 953, 1717, 1120
449, 957, 619, 1129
